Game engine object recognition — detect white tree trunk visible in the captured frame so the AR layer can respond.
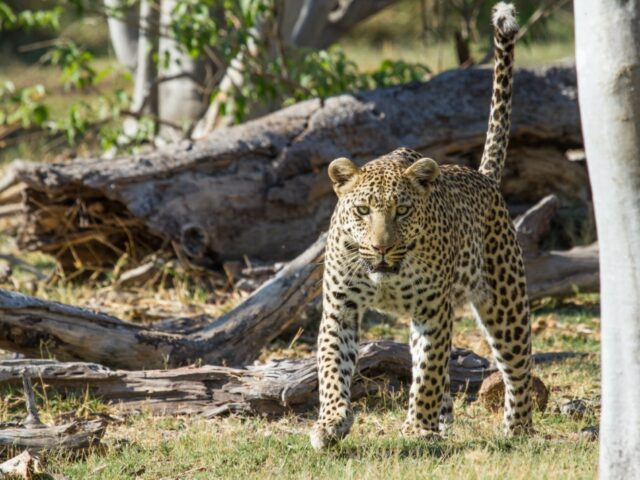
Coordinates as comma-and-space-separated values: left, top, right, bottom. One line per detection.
157, 0, 208, 140
130, 0, 158, 116
104, 0, 139, 71
575, 2, 640, 478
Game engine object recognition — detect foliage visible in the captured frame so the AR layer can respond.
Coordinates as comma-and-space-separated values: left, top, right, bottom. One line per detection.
0, 0, 431, 155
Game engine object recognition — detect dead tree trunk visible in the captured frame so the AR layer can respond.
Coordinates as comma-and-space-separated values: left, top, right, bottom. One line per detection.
0, 343, 584, 417
3, 64, 584, 271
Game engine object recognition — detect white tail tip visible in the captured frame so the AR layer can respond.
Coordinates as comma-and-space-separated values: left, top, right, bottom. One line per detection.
492, 2, 519, 37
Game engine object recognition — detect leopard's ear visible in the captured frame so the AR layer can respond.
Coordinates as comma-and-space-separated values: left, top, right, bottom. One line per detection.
403, 157, 440, 192
328, 157, 360, 196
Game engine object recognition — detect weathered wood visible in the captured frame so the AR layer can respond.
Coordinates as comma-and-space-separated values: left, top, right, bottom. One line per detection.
20, 371, 43, 428
0, 450, 38, 479
525, 243, 599, 300
0, 343, 585, 417
515, 194, 560, 258
514, 194, 599, 298
0, 368, 106, 453
0, 234, 325, 369
0, 420, 106, 451
10, 64, 583, 270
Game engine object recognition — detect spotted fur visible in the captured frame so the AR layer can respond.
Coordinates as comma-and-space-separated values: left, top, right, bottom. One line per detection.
310, 2, 531, 450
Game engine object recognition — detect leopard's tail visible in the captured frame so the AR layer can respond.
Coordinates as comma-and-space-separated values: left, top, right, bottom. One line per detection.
478, 2, 519, 184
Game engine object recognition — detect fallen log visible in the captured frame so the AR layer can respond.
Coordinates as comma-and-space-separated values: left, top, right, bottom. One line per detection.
514, 194, 599, 299
0, 420, 106, 452
0, 234, 324, 369
6, 64, 584, 270
0, 342, 586, 417
0, 194, 598, 369
525, 243, 599, 300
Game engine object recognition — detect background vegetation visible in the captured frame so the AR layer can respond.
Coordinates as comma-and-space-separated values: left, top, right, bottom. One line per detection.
0, 0, 574, 164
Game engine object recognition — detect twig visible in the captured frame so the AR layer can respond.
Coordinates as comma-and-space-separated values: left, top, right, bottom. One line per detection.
21, 369, 44, 429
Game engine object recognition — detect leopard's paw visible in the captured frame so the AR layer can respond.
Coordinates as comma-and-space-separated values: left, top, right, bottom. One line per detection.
401, 420, 442, 440
309, 415, 353, 451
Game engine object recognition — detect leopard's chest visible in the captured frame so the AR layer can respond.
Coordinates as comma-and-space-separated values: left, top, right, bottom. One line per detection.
369, 271, 426, 315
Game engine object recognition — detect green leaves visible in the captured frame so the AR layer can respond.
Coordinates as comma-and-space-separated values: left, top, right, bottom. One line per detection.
44, 43, 98, 90
222, 45, 430, 122
0, 82, 50, 128
0, 2, 62, 31
2, 0, 432, 154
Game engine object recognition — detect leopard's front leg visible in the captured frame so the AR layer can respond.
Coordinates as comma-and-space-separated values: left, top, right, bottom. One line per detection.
402, 297, 453, 438
310, 293, 361, 450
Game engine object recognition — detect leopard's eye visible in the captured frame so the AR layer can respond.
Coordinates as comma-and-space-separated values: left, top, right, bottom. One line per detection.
396, 205, 411, 216
355, 205, 370, 216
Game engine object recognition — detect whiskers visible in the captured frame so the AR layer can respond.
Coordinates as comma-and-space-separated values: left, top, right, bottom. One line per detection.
359, 244, 407, 269
339, 250, 366, 287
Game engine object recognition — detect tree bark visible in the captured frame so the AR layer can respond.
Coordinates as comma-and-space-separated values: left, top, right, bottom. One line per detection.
129, 0, 159, 118
0, 344, 584, 417
575, 2, 640, 478
10, 64, 583, 270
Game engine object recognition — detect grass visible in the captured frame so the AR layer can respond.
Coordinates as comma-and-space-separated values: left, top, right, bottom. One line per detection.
46, 411, 597, 480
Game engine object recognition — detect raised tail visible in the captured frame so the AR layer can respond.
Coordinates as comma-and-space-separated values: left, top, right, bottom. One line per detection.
478, 2, 519, 183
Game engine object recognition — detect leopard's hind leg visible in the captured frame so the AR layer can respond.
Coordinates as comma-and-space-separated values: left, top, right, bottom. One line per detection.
473, 207, 533, 433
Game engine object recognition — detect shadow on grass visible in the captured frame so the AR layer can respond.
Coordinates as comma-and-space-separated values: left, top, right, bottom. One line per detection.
532, 297, 600, 320
329, 434, 530, 461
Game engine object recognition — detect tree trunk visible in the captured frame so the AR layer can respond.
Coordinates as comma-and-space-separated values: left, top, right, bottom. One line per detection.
8, 65, 583, 270
575, 2, 640, 478
0, 345, 584, 417
129, 0, 159, 118
156, 0, 210, 140
104, 0, 139, 71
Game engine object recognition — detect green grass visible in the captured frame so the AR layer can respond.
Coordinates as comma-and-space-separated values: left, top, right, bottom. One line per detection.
48, 415, 597, 480
342, 38, 574, 74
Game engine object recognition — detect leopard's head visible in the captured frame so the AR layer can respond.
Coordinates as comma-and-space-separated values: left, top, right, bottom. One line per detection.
328, 149, 440, 280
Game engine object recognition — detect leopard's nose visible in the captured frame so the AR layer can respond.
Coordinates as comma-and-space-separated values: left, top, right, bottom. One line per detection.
372, 244, 393, 255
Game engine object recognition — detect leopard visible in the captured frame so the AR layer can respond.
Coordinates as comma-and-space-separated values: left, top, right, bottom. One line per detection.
310, 2, 532, 450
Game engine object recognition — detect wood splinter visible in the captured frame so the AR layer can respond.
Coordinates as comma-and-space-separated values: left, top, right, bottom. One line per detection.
20, 369, 44, 429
